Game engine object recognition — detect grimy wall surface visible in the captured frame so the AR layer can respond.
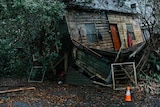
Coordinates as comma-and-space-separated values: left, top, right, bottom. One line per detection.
65, 9, 143, 51
108, 13, 143, 48
65, 10, 114, 51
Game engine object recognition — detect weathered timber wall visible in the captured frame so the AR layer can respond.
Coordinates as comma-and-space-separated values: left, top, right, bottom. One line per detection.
74, 47, 111, 80
108, 14, 143, 48
65, 10, 114, 51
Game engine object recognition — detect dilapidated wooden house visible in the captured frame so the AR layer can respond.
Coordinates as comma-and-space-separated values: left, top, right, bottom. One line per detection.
65, 1, 144, 51
65, 1, 145, 88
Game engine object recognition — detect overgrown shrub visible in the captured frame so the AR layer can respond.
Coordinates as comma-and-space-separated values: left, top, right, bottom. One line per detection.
0, 0, 66, 77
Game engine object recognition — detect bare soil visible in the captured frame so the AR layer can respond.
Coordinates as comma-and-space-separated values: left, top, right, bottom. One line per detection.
0, 78, 160, 107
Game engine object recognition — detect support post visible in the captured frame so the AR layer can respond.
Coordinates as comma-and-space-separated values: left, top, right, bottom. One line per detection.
64, 52, 68, 74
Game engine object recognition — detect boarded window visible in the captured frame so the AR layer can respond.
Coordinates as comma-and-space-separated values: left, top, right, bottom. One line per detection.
85, 23, 98, 43
126, 24, 136, 40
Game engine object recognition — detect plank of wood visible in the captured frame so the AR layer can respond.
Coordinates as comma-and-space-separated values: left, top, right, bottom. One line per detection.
83, 66, 106, 81
0, 100, 3, 104
75, 61, 106, 81
72, 38, 102, 58
120, 65, 136, 85
0, 87, 36, 94
92, 81, 112, 87
114, 42, 123, 62
64, 52, 68, 74
53, 56, 65, 68
129, 41, 146, 58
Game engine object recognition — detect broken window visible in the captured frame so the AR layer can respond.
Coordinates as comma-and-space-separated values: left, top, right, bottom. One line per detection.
85, 23, 98, 43
126, 24, 136, 40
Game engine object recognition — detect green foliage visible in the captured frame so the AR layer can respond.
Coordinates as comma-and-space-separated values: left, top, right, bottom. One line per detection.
0, 39, 30, 77
148, 53, 160, 72
0, 0, 66, 77
140, 53, 160, 83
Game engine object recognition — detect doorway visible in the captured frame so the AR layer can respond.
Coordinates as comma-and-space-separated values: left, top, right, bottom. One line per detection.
110, 24, 121, 50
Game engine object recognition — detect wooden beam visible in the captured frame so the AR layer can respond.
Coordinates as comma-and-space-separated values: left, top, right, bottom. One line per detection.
0, 100, 3, 104
71, 38, 102, 58
114, 44, 123, 62
0, 87, 36, 94
120, 65, 136, 85
75, 62, 106, 81
92, 81, 112, 87
64, 52, 69, 74
49, 60, 56, 75
129, 41, 146, 58
53, 56, 65, 68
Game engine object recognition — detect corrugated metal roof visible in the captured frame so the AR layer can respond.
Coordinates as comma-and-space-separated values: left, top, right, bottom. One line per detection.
67, 0, 137, 14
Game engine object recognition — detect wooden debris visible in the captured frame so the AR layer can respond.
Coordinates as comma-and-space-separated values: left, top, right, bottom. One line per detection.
129, 41, 146, 58
0, 100, 3, 104
72, 47, 112, 85
120, 65, 136, 85
72, 38, 102, 58
111, 62, 137, 90
92, 81, 112, 87
114, 42, 123, 62
0, 87, 36, 94
50, 56, 65, 75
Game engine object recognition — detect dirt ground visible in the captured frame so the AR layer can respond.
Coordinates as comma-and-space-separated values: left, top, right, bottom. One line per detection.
0, 78, 160, 107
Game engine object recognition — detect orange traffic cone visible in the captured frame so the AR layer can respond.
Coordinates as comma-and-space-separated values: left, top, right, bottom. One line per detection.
125, 86, 131, 101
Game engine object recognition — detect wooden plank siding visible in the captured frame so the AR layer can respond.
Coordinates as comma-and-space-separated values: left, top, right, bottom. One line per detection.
65, 10, 114, 51
65, 9, 143, 51
74, 48, 111, 81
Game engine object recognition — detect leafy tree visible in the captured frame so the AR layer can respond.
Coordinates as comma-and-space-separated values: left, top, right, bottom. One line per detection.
0, 0, 66, 77
136, 0, 160, 47
136, 0, 160, 82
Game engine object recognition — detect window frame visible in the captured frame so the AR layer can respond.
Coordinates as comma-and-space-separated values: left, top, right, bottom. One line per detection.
85, 23, 98, 43
126, 24, 136, 40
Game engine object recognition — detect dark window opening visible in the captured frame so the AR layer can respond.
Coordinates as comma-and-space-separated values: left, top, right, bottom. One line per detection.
126, 24, 136, 40
85, 23, 98, 43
